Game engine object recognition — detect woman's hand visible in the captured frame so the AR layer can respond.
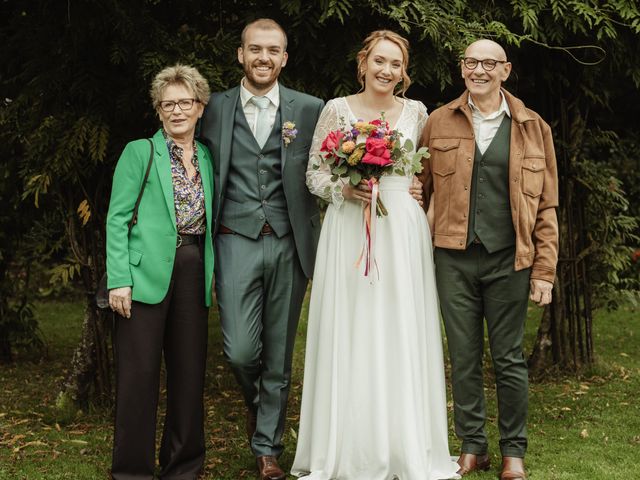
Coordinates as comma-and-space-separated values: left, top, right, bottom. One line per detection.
409, 176, 423, 205
342, 180, 372, 203
427, 195, 435, 237
109, 286, 132, 318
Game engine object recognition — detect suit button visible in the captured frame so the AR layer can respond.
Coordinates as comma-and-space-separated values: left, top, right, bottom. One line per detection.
260, 185, 266, 190
258, 154, 264, 159
259, 214, 265, 220
464, 186, 468, 190
259, 169, 267, 175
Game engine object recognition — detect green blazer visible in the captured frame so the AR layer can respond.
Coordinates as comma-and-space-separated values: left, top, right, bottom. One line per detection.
199, 84, 324, 278
106, 129, 215, 306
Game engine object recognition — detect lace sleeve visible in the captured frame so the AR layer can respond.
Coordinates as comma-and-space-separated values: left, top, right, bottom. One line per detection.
306, 99, 347, 208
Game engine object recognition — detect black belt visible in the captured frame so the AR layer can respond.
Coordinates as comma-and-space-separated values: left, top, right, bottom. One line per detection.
177, 234, 204, 248
218, 224, 273, 236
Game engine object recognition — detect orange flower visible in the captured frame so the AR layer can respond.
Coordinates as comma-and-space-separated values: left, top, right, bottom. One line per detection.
342, 140, 356, 154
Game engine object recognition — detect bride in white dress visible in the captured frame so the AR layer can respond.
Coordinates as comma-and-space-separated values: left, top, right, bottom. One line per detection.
291, 30, 460, 480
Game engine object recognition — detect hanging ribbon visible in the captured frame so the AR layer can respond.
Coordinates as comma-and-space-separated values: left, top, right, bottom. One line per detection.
355, 178, 380, 279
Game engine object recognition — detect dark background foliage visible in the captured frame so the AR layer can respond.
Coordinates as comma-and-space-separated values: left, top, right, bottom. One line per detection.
0, 0, 638, 400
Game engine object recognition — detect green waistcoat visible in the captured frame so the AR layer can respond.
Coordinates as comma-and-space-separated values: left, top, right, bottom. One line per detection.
466, 115, 516, 252
220, 102, 291, 239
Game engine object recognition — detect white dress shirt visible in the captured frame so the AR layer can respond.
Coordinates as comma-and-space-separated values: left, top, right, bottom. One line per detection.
240, 79, 280, 142
468, 90, 511, 154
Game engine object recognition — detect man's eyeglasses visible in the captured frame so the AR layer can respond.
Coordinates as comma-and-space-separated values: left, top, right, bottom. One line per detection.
462, 57, 507, 71
159, 98, 199, 112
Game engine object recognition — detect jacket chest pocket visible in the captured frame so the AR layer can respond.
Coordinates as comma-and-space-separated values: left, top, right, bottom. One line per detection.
521, 157, 544, 197
431, 138, 459, 179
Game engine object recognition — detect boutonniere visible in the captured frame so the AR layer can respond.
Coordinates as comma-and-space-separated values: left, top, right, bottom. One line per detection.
282, 121, 298, 147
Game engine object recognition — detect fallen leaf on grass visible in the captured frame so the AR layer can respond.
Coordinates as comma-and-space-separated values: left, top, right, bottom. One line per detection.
580, 429, 589, 439
12, 440, 48, 452
68, 439, 88, 445
3, 434, 26, 446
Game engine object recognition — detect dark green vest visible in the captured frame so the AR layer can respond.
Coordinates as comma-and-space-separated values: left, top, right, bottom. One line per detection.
467, 115, 516, 253
220, 102, 291, 239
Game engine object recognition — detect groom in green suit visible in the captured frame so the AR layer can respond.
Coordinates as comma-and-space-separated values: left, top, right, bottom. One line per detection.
199, 18, 323, 480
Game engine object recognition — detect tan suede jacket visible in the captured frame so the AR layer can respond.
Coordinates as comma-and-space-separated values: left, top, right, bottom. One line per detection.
419, 89, 559, 283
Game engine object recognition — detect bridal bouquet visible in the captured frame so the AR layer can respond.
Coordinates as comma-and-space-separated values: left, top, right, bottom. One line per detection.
317, 115, 429, 277
317, 116, 428, 216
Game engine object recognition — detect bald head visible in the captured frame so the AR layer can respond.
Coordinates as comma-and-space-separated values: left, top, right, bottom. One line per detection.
464, 39, 507, 61
461, 39, 511, 111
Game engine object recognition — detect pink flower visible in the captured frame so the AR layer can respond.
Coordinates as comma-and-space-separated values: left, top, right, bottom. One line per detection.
320, 130, 344, 156
362, 137, 392, 166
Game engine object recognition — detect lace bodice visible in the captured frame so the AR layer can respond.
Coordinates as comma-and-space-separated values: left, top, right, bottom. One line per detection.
306, 97, 428, 208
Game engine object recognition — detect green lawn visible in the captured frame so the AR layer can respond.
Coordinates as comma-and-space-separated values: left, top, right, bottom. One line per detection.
0, 296, 638, 479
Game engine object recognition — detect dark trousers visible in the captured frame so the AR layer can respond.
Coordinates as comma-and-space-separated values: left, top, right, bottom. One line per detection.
111, 244, 209, 480
435, 244, 530, 458
215, 232, 307, 458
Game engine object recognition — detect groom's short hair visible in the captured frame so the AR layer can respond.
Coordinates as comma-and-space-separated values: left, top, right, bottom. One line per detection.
240, 18, 288, 51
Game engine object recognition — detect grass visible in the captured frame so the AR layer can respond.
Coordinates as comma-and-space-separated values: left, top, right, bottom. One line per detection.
0, 295, 638, 479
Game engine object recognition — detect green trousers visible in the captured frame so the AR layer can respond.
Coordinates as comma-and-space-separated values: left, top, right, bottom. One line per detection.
435, 243, 530, 458
215, 232, 307, 458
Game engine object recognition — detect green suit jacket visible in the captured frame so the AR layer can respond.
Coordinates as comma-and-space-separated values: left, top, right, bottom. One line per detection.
198, 84, 323, 278
106, 129, 215, 306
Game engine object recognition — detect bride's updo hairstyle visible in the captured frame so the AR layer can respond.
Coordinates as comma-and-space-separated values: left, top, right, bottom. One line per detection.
356, 30, 411, 96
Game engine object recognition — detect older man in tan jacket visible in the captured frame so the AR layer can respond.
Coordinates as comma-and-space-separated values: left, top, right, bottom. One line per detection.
419, 39, 559, 480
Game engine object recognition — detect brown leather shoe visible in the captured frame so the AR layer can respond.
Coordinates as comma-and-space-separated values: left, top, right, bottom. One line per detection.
246, 407, 257, 445
456, 452, 491, 476
500, 456, 527, 480
256, 455, 285, 480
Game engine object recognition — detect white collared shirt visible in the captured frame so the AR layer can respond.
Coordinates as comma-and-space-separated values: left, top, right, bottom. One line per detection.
240, 79, 280, 141
468, 90, 511, 155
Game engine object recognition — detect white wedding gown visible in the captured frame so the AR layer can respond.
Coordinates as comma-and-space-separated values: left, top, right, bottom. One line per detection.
291, 98, 460, 480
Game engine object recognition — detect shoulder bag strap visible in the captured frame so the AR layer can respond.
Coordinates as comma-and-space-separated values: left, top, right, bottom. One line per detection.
127, 138, 154, 232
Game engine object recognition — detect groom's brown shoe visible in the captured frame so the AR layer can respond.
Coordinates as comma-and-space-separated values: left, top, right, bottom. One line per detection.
500, 456, 527, 480
256, 455, 286, 480
456, 452, 491, 476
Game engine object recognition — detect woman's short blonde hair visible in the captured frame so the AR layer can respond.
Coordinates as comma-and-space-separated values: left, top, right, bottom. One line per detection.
356, 30, 411, 96
149, 64, 210, 108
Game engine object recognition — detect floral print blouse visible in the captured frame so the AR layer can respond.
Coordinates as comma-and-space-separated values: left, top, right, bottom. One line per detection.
164, 131, 206, 235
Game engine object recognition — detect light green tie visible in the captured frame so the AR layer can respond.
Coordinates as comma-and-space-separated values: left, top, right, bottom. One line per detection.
250, 95, 271, 149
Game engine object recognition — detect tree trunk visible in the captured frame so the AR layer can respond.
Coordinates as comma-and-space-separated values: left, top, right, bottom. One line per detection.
528, 100, 594, 375
57, 263, 113, 411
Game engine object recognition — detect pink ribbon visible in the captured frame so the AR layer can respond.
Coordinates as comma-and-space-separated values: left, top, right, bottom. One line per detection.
356, 178, 380, 279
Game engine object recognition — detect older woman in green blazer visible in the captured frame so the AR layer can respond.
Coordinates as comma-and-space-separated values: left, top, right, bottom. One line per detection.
106, 64, 214, 480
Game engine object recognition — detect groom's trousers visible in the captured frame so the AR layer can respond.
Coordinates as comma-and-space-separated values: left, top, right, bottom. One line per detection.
435, 243, 530, 458
215, 230, 307, 458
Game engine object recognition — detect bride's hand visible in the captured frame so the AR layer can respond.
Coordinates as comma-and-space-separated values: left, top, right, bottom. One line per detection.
409, 176, 424, 205
342, 180, 372, 203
